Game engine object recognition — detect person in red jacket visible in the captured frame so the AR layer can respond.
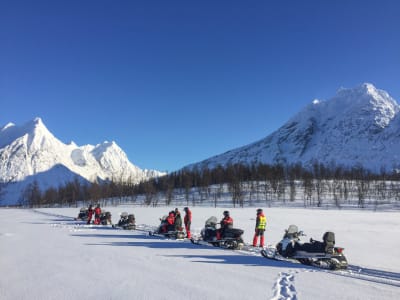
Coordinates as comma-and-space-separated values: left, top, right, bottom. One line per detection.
87, 204, 94, 224
183, 207, 192, 238
94, 204, 101, 225
217, 210, 233, 240
161, 211, 175, 233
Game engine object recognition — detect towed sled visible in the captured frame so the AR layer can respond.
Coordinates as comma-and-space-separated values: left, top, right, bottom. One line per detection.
113, 212, 136, 230
149, 215, 185, 240
261, 225, 348, 270
190, 216, 244, 250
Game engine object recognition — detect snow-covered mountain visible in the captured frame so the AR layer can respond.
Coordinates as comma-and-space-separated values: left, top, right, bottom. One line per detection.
186, 83, 400, 172
0, 118, 164, 204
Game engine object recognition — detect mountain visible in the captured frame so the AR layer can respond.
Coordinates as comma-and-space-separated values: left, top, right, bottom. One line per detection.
186, 83, 400, 172
0, 118, 164, 205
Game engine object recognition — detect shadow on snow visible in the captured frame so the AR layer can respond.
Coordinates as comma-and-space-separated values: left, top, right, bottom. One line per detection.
72, 231, 311, 269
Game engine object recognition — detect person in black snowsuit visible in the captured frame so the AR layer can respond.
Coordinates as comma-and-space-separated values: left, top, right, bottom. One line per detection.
174, 208, 183, 231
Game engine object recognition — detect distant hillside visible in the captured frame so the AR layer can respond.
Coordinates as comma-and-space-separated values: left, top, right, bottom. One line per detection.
186, 83, 400, 172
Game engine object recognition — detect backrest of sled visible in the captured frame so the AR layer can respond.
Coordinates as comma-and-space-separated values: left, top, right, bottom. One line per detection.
323, 231, 335, 254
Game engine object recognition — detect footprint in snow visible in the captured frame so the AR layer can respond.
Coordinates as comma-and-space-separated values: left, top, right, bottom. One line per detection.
271, 271, 298, 300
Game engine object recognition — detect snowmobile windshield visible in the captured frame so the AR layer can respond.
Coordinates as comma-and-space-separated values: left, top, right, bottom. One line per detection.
205, 216, 218, 227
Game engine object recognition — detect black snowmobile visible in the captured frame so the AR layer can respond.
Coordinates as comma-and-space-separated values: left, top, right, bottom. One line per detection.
261, 225, 348, 270
149, 215, 185, 239
74, 208, 88, 221
113, 212, 136, 230
99, 211, 112, 225
190, 216, 244, 250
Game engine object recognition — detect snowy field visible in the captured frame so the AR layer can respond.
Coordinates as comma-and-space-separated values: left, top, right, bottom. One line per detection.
1, 206, 399, 300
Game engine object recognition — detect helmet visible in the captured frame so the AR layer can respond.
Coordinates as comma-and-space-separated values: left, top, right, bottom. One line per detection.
223, 210, 230, 217
257, 208, 263, 214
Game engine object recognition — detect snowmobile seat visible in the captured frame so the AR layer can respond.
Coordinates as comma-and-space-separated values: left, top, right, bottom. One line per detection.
323, 232, 335, 254
223, 227, 244, 239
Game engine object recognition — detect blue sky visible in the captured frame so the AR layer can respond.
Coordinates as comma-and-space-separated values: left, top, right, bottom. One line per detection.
1, 0, 400, 172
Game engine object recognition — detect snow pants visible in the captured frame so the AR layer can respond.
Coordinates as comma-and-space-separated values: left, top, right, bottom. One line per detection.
253, 229, 265, 247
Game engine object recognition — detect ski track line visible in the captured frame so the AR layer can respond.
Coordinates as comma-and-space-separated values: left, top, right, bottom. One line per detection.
323, 265, 400, 288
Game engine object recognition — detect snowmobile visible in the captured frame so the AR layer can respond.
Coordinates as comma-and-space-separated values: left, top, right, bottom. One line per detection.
99, 211, 112, 225
113, 212, 136, 230
149, 215, 185, 239
74, 208, 88, 221
190, 216, 244, 250
261, 225, 348, 270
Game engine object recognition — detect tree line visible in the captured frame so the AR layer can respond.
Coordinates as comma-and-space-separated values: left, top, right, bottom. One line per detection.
18, 162, 400, 208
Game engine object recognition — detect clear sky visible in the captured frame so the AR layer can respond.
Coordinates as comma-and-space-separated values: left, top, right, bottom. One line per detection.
1, 0, 400, 172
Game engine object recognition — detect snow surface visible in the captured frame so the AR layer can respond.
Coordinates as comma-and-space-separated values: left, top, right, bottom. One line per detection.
1, 206, 399, 300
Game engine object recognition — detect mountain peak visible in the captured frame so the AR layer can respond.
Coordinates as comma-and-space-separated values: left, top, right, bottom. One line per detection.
186, 83, 400, 173
0, 118, 165, 204
360, 82, 377, 93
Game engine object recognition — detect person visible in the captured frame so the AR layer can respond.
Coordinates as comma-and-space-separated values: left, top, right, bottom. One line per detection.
252, 208, 267, 247
174, 208, 183, 231
162, 211, 176, 233
87, 204, 94, 224
183, 207, 192, 238
217, 210, 233, 240
94, 204, 101, 225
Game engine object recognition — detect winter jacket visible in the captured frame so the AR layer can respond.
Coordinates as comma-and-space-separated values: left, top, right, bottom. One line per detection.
255, 213, 267, 230
94, 207, 101, 217
87, 207, 94, 217
166, 213, 175, 225
220, 216, 233, 229
174, 212, 183, 230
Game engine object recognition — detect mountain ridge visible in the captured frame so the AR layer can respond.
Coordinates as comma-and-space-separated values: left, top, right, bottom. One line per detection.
0, 118, 164, 205
185, 83, 400, 172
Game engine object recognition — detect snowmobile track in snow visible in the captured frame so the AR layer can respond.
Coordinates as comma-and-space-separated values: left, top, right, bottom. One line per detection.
326, 264, 400, 288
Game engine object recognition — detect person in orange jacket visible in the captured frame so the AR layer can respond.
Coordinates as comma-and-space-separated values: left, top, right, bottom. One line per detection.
94, 204, 101, 225
183, 207, 192, 238
253, 208, 267, 247
163, 211, 175, 232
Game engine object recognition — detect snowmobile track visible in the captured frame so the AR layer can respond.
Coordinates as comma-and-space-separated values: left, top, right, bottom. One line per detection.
327, 264, 400, 287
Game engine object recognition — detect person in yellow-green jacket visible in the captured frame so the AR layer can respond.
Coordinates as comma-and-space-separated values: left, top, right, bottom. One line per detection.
252, 208, 266, 247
